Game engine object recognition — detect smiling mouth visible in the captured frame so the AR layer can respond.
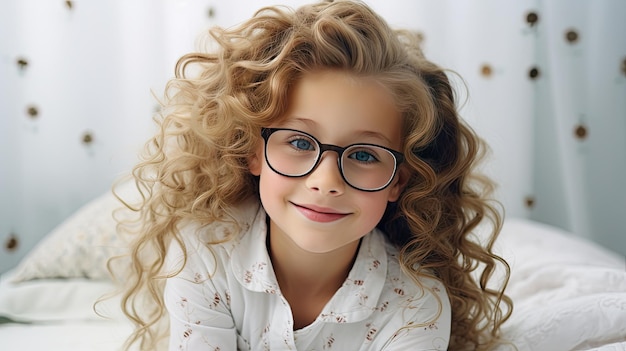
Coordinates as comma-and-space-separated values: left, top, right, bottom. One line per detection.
292, 203, 349, 223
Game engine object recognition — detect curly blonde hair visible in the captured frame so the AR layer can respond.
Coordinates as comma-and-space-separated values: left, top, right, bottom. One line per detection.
111, 1, 512, 350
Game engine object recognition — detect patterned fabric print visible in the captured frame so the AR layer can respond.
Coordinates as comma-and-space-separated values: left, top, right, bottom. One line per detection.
164, 201, 451, 350
242, 262, 279, 295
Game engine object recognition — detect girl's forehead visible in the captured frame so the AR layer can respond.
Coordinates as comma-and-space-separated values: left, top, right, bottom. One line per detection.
278, 70, 403, 148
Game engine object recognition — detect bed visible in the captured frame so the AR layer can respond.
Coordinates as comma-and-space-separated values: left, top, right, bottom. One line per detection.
1, 187, 625, 351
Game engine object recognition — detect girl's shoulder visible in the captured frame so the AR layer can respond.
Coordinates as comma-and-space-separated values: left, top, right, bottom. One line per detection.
170, 199, 277, 294
167, 199, 264, 271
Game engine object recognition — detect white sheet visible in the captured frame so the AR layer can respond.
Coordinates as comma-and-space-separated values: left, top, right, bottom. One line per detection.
0, 270, 130, 350
493, 219, 626, 351
0, 321, 132, 351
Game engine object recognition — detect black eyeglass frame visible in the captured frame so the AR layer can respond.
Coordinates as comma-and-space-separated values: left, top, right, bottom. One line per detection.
260, 127, 405, 192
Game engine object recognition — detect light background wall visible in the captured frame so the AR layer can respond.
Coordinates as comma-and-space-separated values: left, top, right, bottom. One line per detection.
1, 0, 625, 273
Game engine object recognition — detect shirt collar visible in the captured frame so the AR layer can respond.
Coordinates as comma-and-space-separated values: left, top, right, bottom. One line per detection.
319, 230, 388, 323
230, 202, 280, 294
230, 204, 389, 323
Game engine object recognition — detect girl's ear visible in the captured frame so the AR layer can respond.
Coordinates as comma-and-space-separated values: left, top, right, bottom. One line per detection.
248, 144, 263, 176
387, 165, 410, 202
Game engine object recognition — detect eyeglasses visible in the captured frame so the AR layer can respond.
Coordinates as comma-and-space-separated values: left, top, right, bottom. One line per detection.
260, 128, 404, 192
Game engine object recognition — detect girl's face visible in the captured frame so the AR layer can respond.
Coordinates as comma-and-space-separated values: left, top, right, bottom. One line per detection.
249, 69, 407, 255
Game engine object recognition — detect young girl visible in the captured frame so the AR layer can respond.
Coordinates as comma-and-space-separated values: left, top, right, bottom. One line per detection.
113, 1, 512, 350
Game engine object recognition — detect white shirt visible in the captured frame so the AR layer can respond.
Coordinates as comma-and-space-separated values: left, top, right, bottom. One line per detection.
164, 200, 451, 350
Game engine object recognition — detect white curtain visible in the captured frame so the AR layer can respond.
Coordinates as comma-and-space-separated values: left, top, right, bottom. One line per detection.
1, 0, 624, 272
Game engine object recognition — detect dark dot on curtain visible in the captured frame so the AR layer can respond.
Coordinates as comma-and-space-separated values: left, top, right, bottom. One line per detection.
5, 234, 18, 252
528, 67, 540, 80
207, 7, 215, 19
524, 196, 535, 209
480, 64, 493, 77
82, 131, 94, 145
574, 124, 588, 140
26, 105, 39, 119
621, 57, 626, 76
16, 57, 28, 70
565, 29, 579, 44
65, 0, 73, 10
525, 11, 539, 26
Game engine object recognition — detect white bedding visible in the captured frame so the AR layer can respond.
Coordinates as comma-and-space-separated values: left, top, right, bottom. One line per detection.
0, 270, 131, 351
491, 219, 626, 351
1, 217, 625, 350
0, 321, 132, 351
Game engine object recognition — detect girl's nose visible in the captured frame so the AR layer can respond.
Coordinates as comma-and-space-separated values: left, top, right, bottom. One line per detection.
305, 153, 346, 196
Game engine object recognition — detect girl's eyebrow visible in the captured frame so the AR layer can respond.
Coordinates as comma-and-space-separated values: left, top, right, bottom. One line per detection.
355, 130, 395, 146
283, 117, 317, 129
283, 117, 395, 146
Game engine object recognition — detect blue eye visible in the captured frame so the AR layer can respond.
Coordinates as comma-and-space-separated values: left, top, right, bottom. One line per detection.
290, 138, 315, 151
349, 150, 377, 163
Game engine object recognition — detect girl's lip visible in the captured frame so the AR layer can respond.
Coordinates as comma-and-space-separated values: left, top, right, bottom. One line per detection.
292, 203, 350, 223
297, 203, 347, 214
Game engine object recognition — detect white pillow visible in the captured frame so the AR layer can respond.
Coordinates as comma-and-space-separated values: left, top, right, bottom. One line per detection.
10, 182, 135, 282
0, 269, 123, 322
